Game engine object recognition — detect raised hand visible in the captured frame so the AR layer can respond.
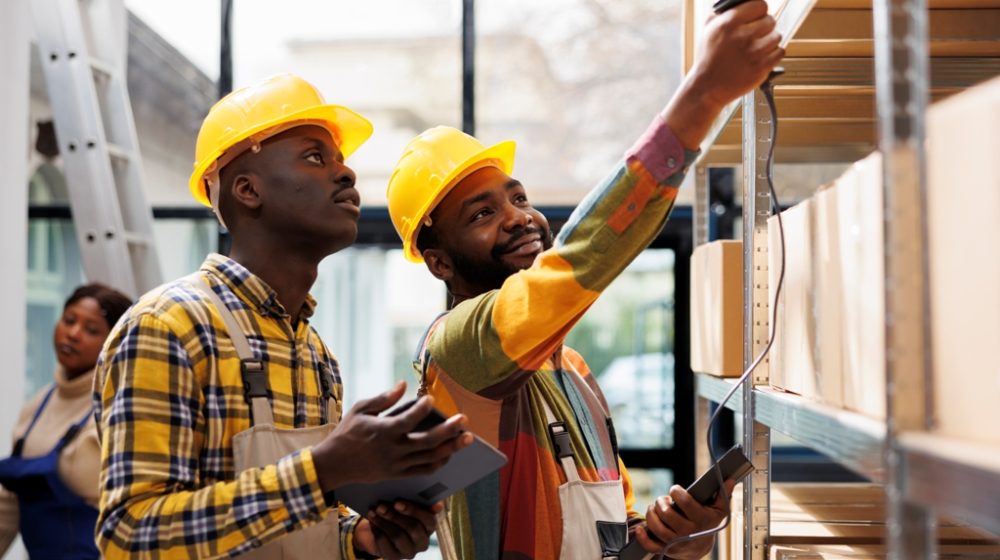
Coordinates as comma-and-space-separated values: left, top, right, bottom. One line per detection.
661, 0, 784, 149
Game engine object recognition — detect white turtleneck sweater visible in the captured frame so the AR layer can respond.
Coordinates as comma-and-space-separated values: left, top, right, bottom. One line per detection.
0, 367, 101, 555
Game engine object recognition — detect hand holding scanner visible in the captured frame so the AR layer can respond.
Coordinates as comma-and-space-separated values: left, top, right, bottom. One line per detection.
617, 445, 754, 560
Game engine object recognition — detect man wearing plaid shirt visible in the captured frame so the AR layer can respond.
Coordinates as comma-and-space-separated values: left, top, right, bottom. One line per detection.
93, 74, 471, 559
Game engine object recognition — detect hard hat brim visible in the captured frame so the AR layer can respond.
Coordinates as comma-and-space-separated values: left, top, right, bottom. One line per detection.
188, 103, 374, 207
404, 139, 516, 263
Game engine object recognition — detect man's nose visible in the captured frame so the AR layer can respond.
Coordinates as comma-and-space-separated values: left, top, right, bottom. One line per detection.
502, 205, 533, 230
331, 163, 356, 188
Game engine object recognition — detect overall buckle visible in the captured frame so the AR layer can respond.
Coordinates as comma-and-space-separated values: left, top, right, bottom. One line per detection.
241, 359, 268, 403
548, 421, 574, 459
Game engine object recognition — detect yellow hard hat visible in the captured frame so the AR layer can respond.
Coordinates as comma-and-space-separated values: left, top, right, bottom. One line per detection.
387, 126, 515, 263
188, 73, 373, 207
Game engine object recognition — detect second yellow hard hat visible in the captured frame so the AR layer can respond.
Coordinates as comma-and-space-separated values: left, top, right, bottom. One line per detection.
387, 126, 516, 263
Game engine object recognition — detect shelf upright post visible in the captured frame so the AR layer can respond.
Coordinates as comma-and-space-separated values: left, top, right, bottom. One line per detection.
741, 89, 773, 560
872, 0, 935, 554
693, 165, 712, 476
694, 165, 710, 248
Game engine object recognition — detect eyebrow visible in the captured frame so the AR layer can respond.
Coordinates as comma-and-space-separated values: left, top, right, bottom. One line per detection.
301, 136, 344, 159
460, 178, 525, 213
461, 191, 496, 212
300, 137, 327, 150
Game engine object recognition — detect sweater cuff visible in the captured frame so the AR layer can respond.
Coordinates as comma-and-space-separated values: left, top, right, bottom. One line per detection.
625, 115, 700, 187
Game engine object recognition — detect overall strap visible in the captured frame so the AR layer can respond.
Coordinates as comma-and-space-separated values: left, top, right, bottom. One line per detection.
13, 385, 57, 456
541, 393, 581, 483
554, 348, 622, 476
184, 273, 274, 427
317, 358, 339, 426
55, 406, 96, 453
411, 312, 449, 397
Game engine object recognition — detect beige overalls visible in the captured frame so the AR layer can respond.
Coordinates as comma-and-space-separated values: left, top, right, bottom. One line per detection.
418, 324, 632, 559
190, 276, 342, 560
541, 379, 629, 559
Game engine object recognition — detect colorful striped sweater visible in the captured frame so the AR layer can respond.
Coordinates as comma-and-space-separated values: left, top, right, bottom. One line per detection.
419, 116, 696, 559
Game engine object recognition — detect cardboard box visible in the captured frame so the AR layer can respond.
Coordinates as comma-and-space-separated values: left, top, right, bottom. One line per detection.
834, 153, 886, 420
718, 515, 733, 560
768, 198, 824, 401
690, 240, 745, 377
927, 75, 1000, 446
770, 544, 1000, 559
730, 484, 998, 556
812, 187, 845, 408
765, 152, 885, 417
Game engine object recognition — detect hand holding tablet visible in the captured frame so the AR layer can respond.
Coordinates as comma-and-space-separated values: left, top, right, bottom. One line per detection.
335, 397, 508, 514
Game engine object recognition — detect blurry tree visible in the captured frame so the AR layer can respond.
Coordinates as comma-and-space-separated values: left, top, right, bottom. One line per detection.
477, 0, 682, 204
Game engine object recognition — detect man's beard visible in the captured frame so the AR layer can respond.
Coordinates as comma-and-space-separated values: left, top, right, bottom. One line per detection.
450, 226, 555, 292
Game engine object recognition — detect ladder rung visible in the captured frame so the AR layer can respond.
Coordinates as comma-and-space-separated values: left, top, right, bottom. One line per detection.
124, 232, 153, 247
89, 57, 116, 78
107, 143, 130, 162
31, 0, 163, 295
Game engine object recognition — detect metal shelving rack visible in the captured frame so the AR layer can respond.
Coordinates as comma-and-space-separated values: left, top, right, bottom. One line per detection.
688, 0, 1000, 557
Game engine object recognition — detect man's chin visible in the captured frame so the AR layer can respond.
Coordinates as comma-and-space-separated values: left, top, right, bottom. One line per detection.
501, 251, 542, 272
318, 224, 358, 255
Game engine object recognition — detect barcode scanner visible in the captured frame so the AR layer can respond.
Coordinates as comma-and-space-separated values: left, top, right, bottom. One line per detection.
712, 0, 753, 13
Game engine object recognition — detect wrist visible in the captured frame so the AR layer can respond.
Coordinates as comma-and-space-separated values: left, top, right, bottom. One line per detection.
660, 72, 728, 151
311, 438, 353, 492
680, 64, 729, 114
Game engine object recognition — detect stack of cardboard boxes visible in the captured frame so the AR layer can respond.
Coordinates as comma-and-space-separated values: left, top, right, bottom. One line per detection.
691, 75, 1000, 440
719, 484, 1000, 559
765, 74, 1000, 436
689, 73, 1000, 559
766, 152, 885, 419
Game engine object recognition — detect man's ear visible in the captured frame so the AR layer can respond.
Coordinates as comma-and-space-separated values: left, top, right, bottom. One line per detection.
231, 173, 262, 211
423, 249, 454, 283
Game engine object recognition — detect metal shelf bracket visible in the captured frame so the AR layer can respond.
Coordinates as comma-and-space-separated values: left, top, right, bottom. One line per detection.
742, 88, 773, 560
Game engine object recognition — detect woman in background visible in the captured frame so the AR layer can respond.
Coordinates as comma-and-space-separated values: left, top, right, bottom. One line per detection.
0, 283, 131, 559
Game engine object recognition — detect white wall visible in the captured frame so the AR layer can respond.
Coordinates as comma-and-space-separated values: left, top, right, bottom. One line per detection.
1, 1, 30, 556
1, 0, 30, 454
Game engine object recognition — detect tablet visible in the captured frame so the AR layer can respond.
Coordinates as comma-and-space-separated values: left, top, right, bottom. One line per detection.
336, 400, 508, 513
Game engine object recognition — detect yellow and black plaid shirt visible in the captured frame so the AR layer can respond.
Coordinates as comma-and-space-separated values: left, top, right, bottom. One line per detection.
94, 254, 361, 559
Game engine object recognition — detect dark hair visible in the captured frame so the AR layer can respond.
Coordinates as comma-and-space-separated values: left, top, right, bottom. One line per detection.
415, 224, 439, 254
64, 283, 133, 330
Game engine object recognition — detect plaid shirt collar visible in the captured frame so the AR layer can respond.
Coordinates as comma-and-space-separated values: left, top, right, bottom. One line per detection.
200, 253, 317, 322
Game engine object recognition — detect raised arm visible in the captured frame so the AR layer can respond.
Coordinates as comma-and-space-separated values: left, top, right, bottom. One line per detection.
432, 0, 782, 395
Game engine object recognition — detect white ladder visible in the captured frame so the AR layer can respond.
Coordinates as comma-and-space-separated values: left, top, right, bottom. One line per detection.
30, 0, 161, 298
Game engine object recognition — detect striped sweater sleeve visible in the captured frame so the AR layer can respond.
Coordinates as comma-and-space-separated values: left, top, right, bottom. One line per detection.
432, 116, 698, 396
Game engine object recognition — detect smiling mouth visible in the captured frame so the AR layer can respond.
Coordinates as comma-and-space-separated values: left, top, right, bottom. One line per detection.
58, 343, 77, 356
505, 234, 543, 257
